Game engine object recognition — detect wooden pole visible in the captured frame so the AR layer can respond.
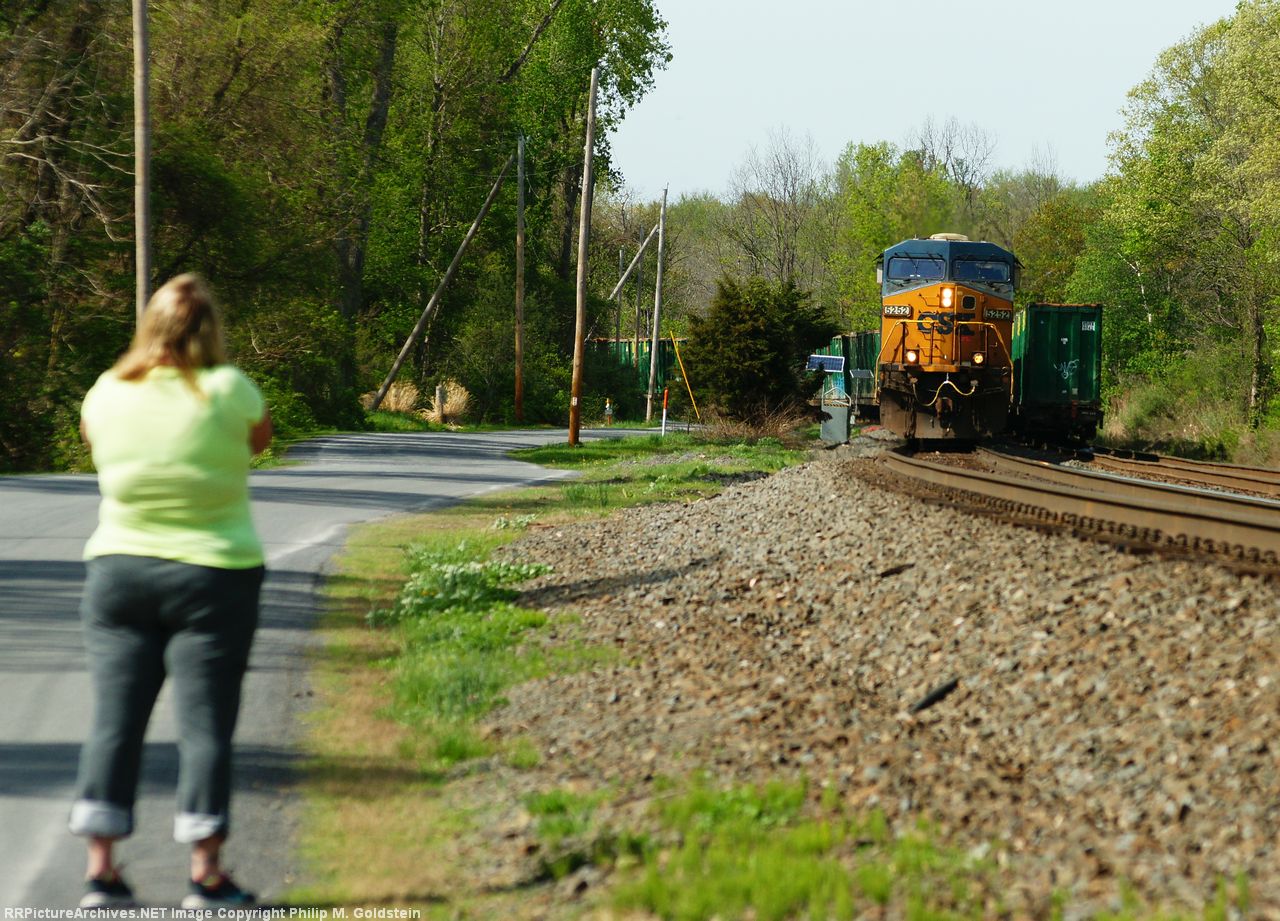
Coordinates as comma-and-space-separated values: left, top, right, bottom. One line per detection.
567, 66, 599, 446
132, 0, 151, 323
515, 135, 526, 424
371, 153, 515, 411
645, 186, 668, 422
606, 223, 658, 301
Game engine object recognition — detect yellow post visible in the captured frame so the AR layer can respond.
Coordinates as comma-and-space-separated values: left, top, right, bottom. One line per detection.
671, 334, 701, 423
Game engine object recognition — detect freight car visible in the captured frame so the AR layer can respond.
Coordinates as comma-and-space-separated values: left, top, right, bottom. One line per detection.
1009, 303, 1104, 442
875, 234, 1018, 440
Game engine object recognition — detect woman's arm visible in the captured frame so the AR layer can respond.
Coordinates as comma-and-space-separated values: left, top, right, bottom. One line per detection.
250, 411, 273, 455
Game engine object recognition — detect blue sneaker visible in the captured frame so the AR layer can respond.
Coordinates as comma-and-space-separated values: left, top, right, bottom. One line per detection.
80, 871, 137, 909
181, 872, 256, 909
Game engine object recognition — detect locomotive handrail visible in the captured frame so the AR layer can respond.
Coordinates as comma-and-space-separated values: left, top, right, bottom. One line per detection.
875, 318, 1012, 369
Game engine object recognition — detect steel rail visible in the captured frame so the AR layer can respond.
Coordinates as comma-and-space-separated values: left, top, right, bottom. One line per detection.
1089, 449, 1280, 497
883, 449, 1280, 564
977, 448, 1280, 516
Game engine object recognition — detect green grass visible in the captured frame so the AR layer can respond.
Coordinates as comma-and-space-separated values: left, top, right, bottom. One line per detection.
514, 432, 801, 470
610, 778, 995, 921
364, 410, 441, 433
373, 538, 561, 758
513, 433, 805, 512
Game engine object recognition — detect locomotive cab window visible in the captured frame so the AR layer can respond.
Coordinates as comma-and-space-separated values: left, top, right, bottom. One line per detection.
886, 256, 946, 286
953, 259, 1012, 288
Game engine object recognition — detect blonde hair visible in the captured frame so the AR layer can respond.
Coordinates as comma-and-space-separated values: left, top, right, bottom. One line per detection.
115, 274, 228, 388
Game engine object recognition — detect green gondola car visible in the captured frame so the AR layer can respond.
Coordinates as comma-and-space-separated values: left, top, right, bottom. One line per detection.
849, 330, 881, 422
1011, 303, 1103, 442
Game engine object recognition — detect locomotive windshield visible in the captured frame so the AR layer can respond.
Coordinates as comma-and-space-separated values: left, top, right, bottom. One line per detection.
953, 259, 1011, 284
887, 256, 946, 284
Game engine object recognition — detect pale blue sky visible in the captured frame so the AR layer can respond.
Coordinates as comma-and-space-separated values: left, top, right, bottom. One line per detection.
609, 0, 1242, 200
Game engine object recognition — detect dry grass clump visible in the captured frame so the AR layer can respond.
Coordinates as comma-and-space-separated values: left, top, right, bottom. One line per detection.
359, 380, 421, 413
701, 406, 814, 448
424, 379, 471, 424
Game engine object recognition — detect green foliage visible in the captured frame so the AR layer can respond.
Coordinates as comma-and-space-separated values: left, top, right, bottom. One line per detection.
683, 276, 836, 421
1068, 2, 1280, 432
368, 540, 550, 627
380, 539, 553, 745
2, 0, 671, 469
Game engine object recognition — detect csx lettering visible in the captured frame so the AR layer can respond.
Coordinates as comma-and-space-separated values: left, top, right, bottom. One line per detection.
917, 311, 977, 336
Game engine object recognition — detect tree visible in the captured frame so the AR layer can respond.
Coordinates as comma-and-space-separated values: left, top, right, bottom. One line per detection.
723, 128, 835, 295
1069, 3, 1280, 427
682, 276, 837, 422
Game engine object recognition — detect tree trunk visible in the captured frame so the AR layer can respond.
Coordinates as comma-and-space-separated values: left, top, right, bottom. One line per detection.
557, 156, 582, 283
1248, 297, 1267, 430
331, 19, 399, 323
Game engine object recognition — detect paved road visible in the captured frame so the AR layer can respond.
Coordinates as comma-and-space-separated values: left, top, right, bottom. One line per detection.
0, 429, 640, 908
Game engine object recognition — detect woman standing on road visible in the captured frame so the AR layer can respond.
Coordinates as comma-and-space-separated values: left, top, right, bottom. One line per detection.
70, 274, 272, 910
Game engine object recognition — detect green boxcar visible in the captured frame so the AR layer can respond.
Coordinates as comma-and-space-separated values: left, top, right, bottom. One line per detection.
589, 338, 677, 392
1011, 303, 1103, 441
849, 330, 881, 421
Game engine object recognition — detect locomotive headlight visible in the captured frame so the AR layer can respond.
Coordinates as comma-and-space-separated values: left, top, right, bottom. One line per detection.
941, 286, 954, 308
905, 349, 919, 364
972, 351, 986, 365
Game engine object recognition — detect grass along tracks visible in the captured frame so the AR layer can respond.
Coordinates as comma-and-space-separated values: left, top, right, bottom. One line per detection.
293, 430, 1268, 918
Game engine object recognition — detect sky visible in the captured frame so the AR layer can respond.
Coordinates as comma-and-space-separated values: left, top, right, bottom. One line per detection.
608, 0, 1242, 201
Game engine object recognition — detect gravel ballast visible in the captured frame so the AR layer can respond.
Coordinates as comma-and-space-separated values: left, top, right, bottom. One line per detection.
487, 435, 1280, 916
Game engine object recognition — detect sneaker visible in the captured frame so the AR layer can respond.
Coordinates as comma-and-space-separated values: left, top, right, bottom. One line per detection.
80, 872, 137, 909
181, 872, 256, 909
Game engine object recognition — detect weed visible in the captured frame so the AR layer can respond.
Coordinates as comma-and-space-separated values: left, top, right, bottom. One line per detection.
367, 541, 550, 626
562, 481, 614, 508
503, 737, 541, 770
491, 514, 537, 530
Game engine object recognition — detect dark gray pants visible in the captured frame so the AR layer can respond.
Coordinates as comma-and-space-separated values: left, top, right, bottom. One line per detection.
69, 555, 263, 843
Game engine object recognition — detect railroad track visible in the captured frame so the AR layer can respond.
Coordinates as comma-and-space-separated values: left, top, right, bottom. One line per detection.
1088, 447, 1280, 499
880, 447, 1280, 566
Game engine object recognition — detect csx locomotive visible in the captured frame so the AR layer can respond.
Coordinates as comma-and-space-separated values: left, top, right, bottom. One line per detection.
876, 234, 1018, 439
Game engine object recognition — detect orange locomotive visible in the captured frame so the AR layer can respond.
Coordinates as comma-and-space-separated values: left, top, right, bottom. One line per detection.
876, 233, 1019, 440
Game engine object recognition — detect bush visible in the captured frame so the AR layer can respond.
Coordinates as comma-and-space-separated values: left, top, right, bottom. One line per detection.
1102, 343, 1250, 458
682, 276, 837, 423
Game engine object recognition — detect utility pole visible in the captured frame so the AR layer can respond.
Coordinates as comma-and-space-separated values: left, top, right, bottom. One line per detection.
132, 0, 151, 323
515, 134, 526, 424
567, 65, 599, 447
645, 186, 668, 422
371, 153, 515, 411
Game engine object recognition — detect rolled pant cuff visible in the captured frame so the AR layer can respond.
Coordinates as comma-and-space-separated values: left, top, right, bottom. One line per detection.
69, 800, 133, 839
174, 812, 227, 843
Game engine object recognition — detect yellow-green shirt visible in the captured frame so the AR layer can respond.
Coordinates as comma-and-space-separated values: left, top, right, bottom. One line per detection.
81, 365, 266, 569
